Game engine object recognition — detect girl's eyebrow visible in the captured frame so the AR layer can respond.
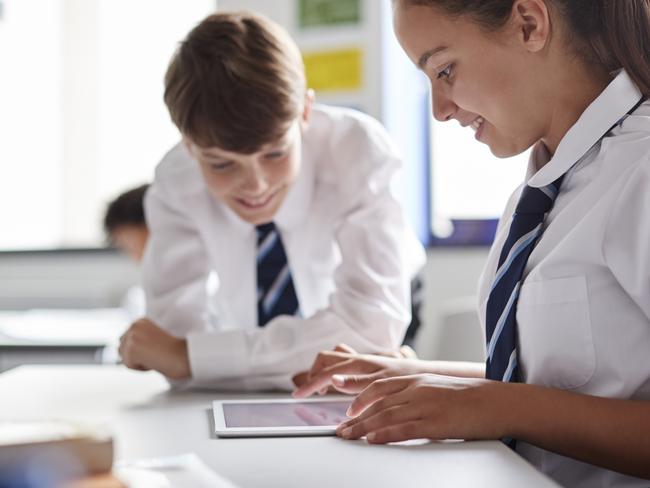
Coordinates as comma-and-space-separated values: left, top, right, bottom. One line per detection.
418, 46, 448, 70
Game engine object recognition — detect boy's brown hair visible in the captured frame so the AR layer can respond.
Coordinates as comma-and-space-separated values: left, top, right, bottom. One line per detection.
164, 11, 306, 154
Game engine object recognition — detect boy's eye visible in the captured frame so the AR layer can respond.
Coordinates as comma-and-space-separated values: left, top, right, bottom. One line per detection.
264, 151, 286, 160
436, 64, 453, 80
208, 161, 234, 171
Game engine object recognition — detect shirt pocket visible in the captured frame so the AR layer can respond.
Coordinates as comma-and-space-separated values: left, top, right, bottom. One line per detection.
516, 276, 596, 390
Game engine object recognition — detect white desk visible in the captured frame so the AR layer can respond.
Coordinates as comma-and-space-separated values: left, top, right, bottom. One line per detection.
0, 365, 560, 487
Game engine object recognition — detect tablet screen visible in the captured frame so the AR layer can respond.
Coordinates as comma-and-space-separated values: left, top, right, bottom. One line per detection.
223, 400, 351, 428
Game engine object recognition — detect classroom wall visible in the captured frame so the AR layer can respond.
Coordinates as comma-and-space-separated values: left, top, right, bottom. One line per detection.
216, 0, 385, 119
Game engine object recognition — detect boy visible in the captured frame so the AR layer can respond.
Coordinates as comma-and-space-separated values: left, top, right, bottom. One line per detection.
104, 184, 150, 263
118, 10, 425, 390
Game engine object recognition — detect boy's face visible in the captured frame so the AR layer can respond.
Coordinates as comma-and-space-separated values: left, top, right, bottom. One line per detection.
187, 119, 304, 226
111, 224, 149, 263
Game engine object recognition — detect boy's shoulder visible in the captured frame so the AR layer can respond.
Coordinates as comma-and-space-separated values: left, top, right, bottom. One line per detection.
309, 104, 395, 148
306, 105, 402, 180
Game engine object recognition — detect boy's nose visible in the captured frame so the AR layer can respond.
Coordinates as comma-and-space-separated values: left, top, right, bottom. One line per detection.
241, 168, 269, 194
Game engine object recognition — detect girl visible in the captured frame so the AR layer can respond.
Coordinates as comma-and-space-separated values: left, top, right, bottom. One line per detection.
294, 0, 650, 486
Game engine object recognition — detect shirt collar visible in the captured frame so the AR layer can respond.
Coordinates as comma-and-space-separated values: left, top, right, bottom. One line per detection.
272, 131, 315, 230
527, 70, 644, 187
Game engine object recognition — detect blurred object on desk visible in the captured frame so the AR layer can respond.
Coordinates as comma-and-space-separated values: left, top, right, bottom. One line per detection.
0, 420, 113, 488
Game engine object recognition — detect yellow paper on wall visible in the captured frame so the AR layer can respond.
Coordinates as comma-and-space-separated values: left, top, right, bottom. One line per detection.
302, 48, 363, 92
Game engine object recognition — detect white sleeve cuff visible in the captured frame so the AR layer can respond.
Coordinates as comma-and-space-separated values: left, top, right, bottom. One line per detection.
187, 329, 250, 382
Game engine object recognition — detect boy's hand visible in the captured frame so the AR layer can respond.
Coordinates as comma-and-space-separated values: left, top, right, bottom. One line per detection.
292, 343, 422, 399
119, 318, 191, 380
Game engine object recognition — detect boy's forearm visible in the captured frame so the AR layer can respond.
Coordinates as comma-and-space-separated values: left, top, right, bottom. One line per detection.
509, 383, 650, 480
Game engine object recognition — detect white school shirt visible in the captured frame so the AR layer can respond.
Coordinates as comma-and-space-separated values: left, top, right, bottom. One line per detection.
478, 70, 650, 488
143, 105, 425, 391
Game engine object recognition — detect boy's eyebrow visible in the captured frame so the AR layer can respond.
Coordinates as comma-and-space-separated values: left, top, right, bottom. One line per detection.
199, 147, 232, 160
202, 153, 230, 162
418, 46, 448, 70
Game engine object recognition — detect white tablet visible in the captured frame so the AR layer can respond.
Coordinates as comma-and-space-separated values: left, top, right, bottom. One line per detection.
212, 397, 352, 437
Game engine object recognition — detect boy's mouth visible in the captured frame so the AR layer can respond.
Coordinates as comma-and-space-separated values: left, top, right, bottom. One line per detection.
236, 187, 282, 210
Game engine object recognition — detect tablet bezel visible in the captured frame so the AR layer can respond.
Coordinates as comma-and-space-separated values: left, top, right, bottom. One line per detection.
212, 397, 352, 437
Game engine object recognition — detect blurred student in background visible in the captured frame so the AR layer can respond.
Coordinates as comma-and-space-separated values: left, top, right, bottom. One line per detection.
104, 184, 150, 319
104, 184, 150, 263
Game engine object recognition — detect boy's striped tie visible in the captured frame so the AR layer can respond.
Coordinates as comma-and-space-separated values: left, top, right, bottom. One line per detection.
256, 223, 299, 326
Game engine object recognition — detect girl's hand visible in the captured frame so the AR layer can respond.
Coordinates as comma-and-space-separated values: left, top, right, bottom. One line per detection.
337, 373, 511, 444
292, 344, 424, 398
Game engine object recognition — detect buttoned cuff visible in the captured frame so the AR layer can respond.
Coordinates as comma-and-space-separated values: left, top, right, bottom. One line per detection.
187, 329, 250, 382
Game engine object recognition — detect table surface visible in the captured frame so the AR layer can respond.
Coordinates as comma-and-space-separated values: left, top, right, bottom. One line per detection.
0, 365, 560, 488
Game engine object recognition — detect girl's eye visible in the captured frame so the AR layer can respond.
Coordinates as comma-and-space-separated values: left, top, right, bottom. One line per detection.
436, 64, 453, 80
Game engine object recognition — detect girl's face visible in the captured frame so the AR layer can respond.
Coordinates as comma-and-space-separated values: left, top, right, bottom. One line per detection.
393, 1, 549, 158
187, 121, 303, 226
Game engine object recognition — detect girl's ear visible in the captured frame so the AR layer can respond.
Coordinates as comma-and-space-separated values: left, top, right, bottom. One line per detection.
511, 0, 552, 53
301, 89, 315, 131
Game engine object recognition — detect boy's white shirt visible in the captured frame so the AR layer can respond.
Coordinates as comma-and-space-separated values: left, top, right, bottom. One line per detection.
478, 70, 650, 488
143, 105, 425, 391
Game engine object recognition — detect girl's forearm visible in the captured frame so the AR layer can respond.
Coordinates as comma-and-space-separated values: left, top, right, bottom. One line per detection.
508, 384, 650, 480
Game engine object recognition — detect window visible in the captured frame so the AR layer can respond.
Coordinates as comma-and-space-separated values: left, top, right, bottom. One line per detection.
379, 0, 528, 247
428, 110, 529, 246
0, 0, 216, 250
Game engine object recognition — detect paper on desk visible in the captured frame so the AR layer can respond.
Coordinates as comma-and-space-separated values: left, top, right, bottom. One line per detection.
115, 453, 238, 488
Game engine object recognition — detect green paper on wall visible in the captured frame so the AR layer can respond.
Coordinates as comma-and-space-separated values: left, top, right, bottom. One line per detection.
299, 0, 361, 28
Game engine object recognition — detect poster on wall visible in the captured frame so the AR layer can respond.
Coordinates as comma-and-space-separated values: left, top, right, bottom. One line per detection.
298, 0, 361, 29
302, 47, 363, 92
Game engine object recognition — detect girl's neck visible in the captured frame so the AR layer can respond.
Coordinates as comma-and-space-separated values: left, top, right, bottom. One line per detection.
541, 63, 612, 156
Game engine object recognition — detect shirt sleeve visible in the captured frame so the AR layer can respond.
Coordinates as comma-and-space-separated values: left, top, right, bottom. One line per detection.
602, 157, 650, 321
142, 173, 212, 338
185, 115, 426, 391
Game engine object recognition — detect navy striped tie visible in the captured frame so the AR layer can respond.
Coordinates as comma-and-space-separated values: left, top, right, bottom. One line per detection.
486, 96, 645, 380
485, 176, 564, 382
256, 223, 299, 326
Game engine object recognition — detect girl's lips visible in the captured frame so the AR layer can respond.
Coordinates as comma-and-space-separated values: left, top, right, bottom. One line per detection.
472, 117, 486, 141
470, 116, 484, 132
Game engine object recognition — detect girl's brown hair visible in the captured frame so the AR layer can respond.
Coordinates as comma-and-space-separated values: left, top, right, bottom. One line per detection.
401, 0, 650, 97
164, 11, 306, 153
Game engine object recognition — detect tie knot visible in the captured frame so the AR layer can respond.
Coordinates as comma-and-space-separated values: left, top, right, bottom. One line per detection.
256, 222, 276, 242
515, 176, 564, 215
